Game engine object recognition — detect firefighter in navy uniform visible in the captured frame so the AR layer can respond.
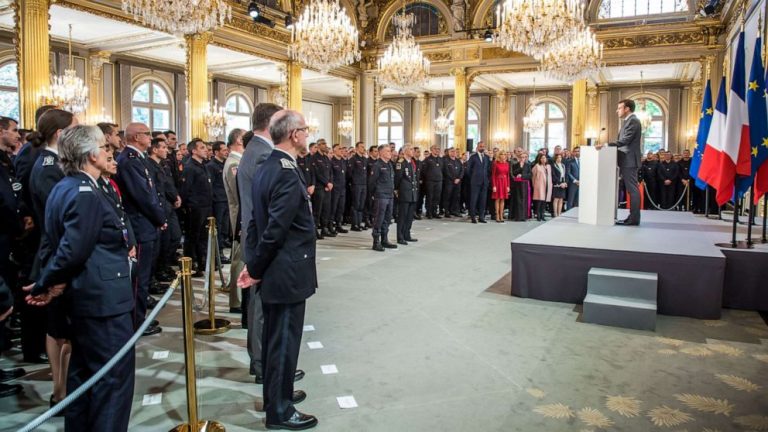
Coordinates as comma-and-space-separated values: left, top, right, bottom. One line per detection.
394, 144, 419, 245
330, 144, 348, 234
180, 138, 213, 275
348, 141, 367, 231
207, 141, 231, 256
296, 146, 315, 192
364, 145, 379, 227
422, 145, 443, 218
441, 147, 464, 217
311, 139, 334, 238
368, 145, 397, 251
115, 123, 166, 336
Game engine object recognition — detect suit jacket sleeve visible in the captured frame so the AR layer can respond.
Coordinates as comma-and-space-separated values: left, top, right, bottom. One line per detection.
610, 117, 641, 149
122, 160, 166, 226
245, 169, 302, 280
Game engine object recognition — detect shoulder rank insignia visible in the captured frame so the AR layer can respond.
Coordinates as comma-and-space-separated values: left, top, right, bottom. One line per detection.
280, 159, 297, 169
42, 156, 55, 166
79, 185, 93, 193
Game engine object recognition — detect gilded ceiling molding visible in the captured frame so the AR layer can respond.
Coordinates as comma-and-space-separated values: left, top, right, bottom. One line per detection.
374, 0, 455, 43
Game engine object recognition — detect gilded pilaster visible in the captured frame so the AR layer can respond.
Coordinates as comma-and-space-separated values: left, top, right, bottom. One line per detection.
14, 0, 52, 128
287, 61, 302, 112
570, 79, 588, 149
452, 67, 468, 153
88, 51, 111, 124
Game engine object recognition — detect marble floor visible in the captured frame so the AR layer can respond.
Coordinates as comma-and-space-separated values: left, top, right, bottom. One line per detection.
2, 216, 767, 431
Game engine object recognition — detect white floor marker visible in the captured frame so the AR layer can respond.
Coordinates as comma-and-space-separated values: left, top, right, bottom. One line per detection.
142, 393, 162, 406
303, 325, 315, 332
152, 351, 170, 360
320, 257, 331, 261
320, 364, 338, 374
307, 341, 324, 349
337, 395, 358, 409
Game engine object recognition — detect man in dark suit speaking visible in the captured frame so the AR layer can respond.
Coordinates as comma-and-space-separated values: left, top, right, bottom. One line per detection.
466, 141, 491, 223
597, 99, 642, 226
238, 110, 318, 430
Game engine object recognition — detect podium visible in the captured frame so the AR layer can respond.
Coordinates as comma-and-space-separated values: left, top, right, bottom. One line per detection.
578, 145, 617, 226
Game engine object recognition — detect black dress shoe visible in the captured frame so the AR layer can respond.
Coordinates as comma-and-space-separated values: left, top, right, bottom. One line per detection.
49, 394, 66, 416
0, 368, 26, 382
147, 296, 159, 309
350, 225, 362, 232
414, 215, 422, 220
256, 369, 305, 385
405, 237, 418, 242
0, 383, 22, 399
142, 325, 162, 336
335, 226, 349, 234
471, 218, 477, 224
397, 240, 408, 245
292, 390, 306, 404
23, 354, 48, 364
434, 214, 442, 219
266, 411, 318, 430
478, 219, 487, 223
381, 242, 398, 249
616, 219, 640, 226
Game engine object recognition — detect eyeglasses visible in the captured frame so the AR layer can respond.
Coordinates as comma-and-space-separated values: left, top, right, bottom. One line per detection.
294, 127, 309, 134
135, 131, 152, 137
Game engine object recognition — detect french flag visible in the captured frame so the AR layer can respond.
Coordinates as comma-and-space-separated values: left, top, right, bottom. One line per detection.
698, 31, 752, 206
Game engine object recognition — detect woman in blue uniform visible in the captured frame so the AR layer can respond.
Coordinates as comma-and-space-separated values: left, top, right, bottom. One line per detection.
25, 125, 135, 431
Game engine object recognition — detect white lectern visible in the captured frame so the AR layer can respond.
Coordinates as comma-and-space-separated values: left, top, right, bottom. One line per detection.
578, 145, 617, 226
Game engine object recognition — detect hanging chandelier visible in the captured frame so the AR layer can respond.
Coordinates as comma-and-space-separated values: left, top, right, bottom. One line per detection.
274, 64, 288, 107
50, 25, 89, 115
493, 0, 584, 60
307, 112, 321, 137
539, 25, 603, 83
635, 71, 652, 131
337, 83, 354, 138
434, 84, 450, 136
523, 78, 544, 133
377, 7, 430, 90
203, 100, 227, 138
122, 0, 231, 35
289, 0, 360, 74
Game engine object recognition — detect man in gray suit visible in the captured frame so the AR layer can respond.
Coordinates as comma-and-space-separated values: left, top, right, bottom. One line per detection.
597, 99, 642, 225
224, 128, 245, 313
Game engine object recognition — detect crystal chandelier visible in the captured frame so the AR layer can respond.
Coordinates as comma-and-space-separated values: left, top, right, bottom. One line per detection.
493, 0, 584, 60
307, 112, 321, 137
289, 0, 361, 74
50, 25, 89, 115
122, 0, 231, 35
539, 25, 603, 83
434, 86, 450, 136
337, 83, 354, 138
635, 71, 652, 130
203, 100, 227, 138
523, 78, 544, 133
377, 8, 430, 90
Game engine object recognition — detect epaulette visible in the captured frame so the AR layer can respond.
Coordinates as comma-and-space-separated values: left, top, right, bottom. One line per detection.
42, 156, 55, 166
127, 152, 137, 159
280, 159, 297, 169
79, 182, 93, 193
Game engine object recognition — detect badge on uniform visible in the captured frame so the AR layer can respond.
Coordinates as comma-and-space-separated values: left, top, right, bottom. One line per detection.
79, 185, 92, 193
42, 155, 55, 166
11, 182, 21, 192
281, 159, 297, 169
396, 163, 401, 169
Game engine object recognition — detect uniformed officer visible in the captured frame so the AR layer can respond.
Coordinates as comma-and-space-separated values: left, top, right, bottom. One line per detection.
207, 141, 231, 255
657, 151, 680, 210
368, 144, 397, 251
238, 110, 318, 431
311, 139, 334, 238
441, 147, 464, 217
180, 138, 213, 274
364, 145, 379, 226
641, 152, 659, 210
147, 138, 181, 283
330, 144, 348, 233
296, 145, 315, 195
394, 144, 419, 245
115, 123, 166, 336
347, 141, 367, 231
25, 125, 134, 431
422, 145, 444, 218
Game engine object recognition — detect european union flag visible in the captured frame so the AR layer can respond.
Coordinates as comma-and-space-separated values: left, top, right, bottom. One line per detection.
689, 79, 714, 190
736, 35, 768, 198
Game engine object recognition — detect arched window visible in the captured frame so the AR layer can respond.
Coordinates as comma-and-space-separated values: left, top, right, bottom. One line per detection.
447, 106, 480, 149
378, 108, 404, 148
225, 93, 252, 137
526, 101, 566, 155
132, 79, 172, 132
387, 3, 442, 38
639, 99, 666, 153
598, 0, 688, 19
0, 62, 19, 120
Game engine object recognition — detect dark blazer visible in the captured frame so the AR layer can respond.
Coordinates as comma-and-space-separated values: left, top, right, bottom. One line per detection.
394, 158, 419, 202
29, 148, 64, 230
206, 157, 228, 203
467, 152, 491, 186
238, 135, 274, 260
348, 154, 367, 185
368, 159, 395, 199
551, 162, 568, 185
244, 150, 317, 304
32, 173, 133, 318
115, 147, 166, 242
567, 157, 580, 184
609, 114, 643, 168
13, 142, 39, 208
180, 158, 212, 208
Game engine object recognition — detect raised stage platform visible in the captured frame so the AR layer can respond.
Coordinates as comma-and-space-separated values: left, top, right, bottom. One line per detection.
510, 209, 768, 319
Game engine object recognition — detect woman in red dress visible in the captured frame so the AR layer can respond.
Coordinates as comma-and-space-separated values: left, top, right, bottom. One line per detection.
491, 150, 511, 222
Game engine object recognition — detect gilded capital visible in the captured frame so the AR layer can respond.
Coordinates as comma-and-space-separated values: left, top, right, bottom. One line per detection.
89, 51, 111, 83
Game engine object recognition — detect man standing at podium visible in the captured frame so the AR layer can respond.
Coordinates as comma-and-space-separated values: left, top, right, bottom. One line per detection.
597, 99, 642, 226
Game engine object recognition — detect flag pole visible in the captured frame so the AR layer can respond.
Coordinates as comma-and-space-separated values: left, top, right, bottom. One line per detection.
747, 187, 755, 247
762, 193, 767, 243
731, 197, 739, 248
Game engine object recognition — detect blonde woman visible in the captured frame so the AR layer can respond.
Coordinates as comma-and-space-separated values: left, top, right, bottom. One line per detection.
491, 150, 511, 222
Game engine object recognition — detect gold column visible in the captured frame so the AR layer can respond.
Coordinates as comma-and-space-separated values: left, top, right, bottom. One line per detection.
452, 67, 468, 153
570, 79, 588, 149
494, 90, 510, 150
586, 84, 599, 143
14, 0, 52, 129
88, 51, 111, 124
287, 61, 302, 112
185, 32, 212, 139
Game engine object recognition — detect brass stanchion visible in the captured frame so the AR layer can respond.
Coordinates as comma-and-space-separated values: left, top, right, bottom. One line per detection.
171, 258, 225, 432
194, 217, 231, 335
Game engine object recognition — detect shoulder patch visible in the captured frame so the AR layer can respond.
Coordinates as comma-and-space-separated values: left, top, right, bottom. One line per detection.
42, 156, 55, 166
280, 159, 297, 169
79, 185, 93, 193
396, 163, 401, 169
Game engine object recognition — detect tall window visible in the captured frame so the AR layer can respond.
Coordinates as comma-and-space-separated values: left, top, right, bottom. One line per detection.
225, 94, 252, 137
640, 99, 666, 153
448, 107, 480, 149
526, 102, 566, 156
387, 3, 442, 38
0, 62, 19, 121
599, 0, 688, 19
378, 108, 404, 148
132, 80, 172, 132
